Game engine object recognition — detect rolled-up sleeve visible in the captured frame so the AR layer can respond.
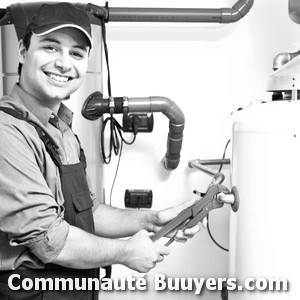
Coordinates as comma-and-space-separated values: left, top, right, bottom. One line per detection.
0, 120, 69, 264
11, 219, 69, 264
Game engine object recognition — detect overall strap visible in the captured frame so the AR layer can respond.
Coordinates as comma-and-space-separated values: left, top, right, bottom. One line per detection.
74, 134, 87, 172
0, 106, 27, 120
34, 126, 63, 167
0, 106, 63, 167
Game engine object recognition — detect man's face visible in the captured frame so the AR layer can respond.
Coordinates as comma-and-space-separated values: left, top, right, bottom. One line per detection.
18, 27, 90, 110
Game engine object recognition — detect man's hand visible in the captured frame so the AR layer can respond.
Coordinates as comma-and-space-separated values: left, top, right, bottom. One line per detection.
152, 196, 206, 243
121, 230, 170, 273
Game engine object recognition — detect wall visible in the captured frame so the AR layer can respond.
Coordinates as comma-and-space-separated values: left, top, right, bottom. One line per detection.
1, 0, 300, 299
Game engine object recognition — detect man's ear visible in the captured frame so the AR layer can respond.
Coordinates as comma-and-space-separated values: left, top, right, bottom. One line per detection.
17, 40, 26, 64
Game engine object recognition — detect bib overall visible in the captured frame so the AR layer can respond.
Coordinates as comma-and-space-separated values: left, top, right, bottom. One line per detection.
0, 107, 99, 300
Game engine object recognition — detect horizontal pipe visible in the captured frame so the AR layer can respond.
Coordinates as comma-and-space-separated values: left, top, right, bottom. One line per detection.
188, 158, 225, 184
0, 0, 254, 32
108, 0, 254, 23
109, 8, 224, 23
217, 192, 235, 205
189, 159, 216, 176
128, 96, 185, 125
198, 158, 230, 166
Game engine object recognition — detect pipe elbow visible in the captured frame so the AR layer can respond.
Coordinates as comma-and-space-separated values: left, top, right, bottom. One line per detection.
221, 0, 254, 23
149, 97, 185, 171
150, 96, 185, 125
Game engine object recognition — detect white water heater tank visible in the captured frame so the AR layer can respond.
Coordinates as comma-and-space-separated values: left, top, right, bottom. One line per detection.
229, 100, 300, 299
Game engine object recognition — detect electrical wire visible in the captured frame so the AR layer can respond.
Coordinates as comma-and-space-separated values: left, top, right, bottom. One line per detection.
103, 114, 138, 204
218, 139, 231, 172
100, 113, 136, 164
206, 214, 229, 252
99, 19, 138, 204
101, 18, 111, 97
207, 139, 231, 252
109, 139, 123, 206
100, 18, 137, 163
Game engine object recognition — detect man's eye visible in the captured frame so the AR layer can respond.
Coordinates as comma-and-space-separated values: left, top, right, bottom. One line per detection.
71, 52, 84, 59
44, 46, 57, 52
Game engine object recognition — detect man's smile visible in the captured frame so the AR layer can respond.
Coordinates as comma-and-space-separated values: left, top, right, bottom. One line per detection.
44, 71, 75, 83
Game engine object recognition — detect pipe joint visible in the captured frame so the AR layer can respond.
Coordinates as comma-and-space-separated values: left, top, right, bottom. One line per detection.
149, 96, 185, 125
221, 0, 254, 23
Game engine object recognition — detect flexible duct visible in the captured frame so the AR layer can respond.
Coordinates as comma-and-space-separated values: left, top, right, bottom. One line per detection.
82, 93, 185, 171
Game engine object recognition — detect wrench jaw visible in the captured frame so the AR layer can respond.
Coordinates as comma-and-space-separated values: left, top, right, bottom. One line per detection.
183, 184, 240, 230
150, 184, 240, 245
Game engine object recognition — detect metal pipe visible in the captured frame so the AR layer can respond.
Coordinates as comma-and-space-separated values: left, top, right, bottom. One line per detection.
108, 0, 254, 23
217, 192, 235, 205
188, 159, 216, 176
197, 158, 230, 166
188, 158, 225, 184
129, 96, 184, 171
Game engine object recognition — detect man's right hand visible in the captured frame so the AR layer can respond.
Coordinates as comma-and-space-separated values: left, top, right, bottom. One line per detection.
121, 229, 170, 273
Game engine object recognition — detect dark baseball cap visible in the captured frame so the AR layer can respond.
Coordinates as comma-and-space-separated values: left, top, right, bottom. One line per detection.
24, 2, 92, 48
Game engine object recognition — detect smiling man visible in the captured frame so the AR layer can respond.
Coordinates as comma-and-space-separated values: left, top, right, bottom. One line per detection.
19, 28, 88, 110
0, 3, 201, 300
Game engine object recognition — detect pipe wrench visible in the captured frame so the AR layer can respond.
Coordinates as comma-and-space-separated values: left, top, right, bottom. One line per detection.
150, 184, 234, 246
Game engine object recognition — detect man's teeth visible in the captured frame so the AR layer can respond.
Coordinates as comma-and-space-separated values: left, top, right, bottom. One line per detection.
48, 73, 69, 82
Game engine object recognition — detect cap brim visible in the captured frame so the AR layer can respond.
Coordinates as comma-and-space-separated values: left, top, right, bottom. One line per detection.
32, 24, 93, 48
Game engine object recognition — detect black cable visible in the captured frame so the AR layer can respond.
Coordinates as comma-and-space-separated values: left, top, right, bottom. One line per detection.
207, 139, 231, 252
109, 139, 123, 206
101, 18, 111, 97
104, 118, 137, 204
218, 139, 231, 172
101, 115, 136, 164
99, 18, 137, 165
206, 213, 229, 252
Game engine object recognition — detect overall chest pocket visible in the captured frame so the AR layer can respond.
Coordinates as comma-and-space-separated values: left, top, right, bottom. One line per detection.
70, 192, 94, 233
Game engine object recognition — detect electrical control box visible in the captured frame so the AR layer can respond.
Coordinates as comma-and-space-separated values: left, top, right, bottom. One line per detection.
124, 189, 153, 209
122, 113, 154, 133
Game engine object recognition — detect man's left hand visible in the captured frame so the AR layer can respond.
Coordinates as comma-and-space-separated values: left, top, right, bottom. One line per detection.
152, 196, 207, 243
